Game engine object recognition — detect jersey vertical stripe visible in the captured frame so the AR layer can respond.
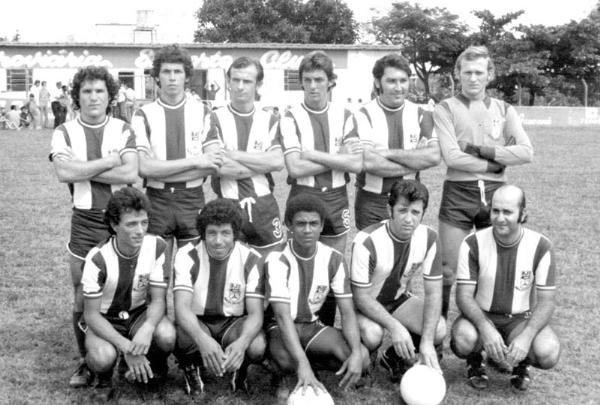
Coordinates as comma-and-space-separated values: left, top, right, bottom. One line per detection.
132, 98, 217, 189
265, 241, 352, 322
356, 99, 436, 194
50, 117, 136, 210
207, 105, 281, 199
351, 222, 442, 307
457, 227, 556, 314
279, 102, 358, 189
81, 235, 168, 315
173, 241, 265, 317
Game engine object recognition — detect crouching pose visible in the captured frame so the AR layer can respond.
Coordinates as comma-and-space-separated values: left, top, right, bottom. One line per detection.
173, 199, 266, 396
82, 187, 176, 400
451, 185, 560, 391
351, 180, 446, 381
265, 195, 370, 400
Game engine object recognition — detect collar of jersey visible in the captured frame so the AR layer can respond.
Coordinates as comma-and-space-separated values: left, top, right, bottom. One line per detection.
377, 97, 405, 113
112, 237, 141, 260
289, 240, 318, 261
301, 102, 329, 115
77, 116, 109, 129
228, 103, 255, 117
385, 221, 412, 244
494, 227, 524, 248
457, 93, 492, 108
157, 97, 186, 110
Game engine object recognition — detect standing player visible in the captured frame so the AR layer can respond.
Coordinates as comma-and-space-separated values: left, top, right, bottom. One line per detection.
279, 50, 363, 256
351, 180, 445, 381
451, 185, 560, 391
434, 46, 533, 318
265, 195, 369, 400
132, 44, 224, 276
50, 66, 138, 388
355, 54, 440, 230
207, 57, 284, 256
173, 199, 266, 397
82, 187, 176, 400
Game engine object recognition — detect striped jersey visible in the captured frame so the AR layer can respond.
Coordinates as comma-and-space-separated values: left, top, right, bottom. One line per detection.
173, 241, 265, 317
81, 234, 168, 315
50, 117, 136, 210
279, 102, 359, 189
206, 104, 281, 199
356, 98, 437, 194
132, 98, 219, 189
266, 241, 352, 322
434, 94, 533, 182
457, 227, 556, 315
351, 222, 442, 308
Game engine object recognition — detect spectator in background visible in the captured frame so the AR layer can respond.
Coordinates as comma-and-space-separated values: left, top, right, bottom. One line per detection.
19, 106, 31, 128
51, 81, 67, 128
124, 83, 136, 123
39, 81, 51, 128
5, 105, 20, 129
25, 94, 41, 129
116, 83, 126, 121
205, 82, 220, 101
29, 80, 41, 103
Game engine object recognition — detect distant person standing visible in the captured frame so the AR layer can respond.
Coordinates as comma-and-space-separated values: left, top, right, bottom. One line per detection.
433, 45, 533, 319
205, 82, 220, 101
39, 81, 51, 128
124, 83, 136, 123
51, 81, 66, 128
25, 94, 41, 129
29, 80, 41, 103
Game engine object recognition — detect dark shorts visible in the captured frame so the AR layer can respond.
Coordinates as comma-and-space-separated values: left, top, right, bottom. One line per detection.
438, 180, 504, 230
354, 188, 389, 230
382, 291, 414, 314
177, 315, 244, 354
288, 185, 350, 237
146, 186, 205, 243
267, 320, 331, 352
456, 311, 531, 342
101, 305, 148, 339
68, 208, 110, 259
233, 194, 284, 249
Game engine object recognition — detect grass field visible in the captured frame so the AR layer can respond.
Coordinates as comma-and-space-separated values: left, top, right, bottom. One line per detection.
0, 126, 599, 404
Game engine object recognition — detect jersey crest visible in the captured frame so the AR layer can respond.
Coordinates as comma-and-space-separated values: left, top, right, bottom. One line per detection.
134, 274, 150, 292
309, 285, 329, 305
515, 270, 533, 291
225, 282, 243, 304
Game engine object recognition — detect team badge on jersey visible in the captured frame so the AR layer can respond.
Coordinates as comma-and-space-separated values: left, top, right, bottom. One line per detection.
253, 140, 263, 151
225, 283, 243, 304
402, 262, 421, 279
187, 131, 203, 156
515, 270, 533, 291
309, 285, 329, 305
335, 137, 343, 148
134, 274, 150, 292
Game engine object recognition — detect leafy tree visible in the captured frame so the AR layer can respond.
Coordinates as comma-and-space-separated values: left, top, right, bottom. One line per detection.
194, 0, 357, 44
371, 1, 468, 98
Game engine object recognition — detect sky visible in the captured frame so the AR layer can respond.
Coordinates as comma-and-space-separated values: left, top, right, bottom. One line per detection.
0, 0, 597, 43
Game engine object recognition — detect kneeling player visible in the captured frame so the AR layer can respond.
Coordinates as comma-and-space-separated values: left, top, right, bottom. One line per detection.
173, 199, 266, 396
266, 195, 369, 399
82, 187, 176, 400
451, 185, 560, 391
351, 180, 445, 381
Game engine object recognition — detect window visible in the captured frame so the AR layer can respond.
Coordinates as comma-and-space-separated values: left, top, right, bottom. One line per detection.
284, 70, 301, 91
7, 69, 33, 92
118, 71, 135, 89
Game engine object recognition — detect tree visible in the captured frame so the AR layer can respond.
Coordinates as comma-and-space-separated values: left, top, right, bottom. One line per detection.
194, 0, 358, 44
371, 2, 468, 98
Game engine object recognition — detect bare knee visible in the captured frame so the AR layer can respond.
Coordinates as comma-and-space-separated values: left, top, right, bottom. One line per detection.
451, 319, 479, 358
434, 318, 447, 345
86, 339, 117, 372
154, 318, 176, 352
532, 333, 561, 369
246, 332, 266, 363
360, 322, 384, 352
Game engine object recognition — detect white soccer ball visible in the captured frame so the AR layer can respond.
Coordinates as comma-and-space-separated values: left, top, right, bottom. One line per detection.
400, 364, 446, 405
287, 387, 335, 405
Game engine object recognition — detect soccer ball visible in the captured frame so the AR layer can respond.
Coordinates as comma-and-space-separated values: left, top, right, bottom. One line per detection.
400, 364, 446, 405
287, 387, 335, 405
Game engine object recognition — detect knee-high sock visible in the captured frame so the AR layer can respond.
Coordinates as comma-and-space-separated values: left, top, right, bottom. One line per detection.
442, 284, 452, 319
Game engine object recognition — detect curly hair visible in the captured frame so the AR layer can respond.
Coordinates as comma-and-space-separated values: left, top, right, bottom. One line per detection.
196, 199, 244, 241
284, 195, 328, 227
104, 187, 152, 235
152, 44, 193, 83
70, 66, 119, 113
388, 179, 429, 212
298, 51, 337, 89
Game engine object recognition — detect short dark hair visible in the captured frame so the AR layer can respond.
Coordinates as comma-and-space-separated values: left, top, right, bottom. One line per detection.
70, 66, 119, 113
152, 44, 193, 82
373, 53, 411, 81
284, 195, 328, 226
388, 180, 429, 212
196, 199, 243, 241
227, 56, 264, 83
298, 51, 337, 89
104, 187, 152, 235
